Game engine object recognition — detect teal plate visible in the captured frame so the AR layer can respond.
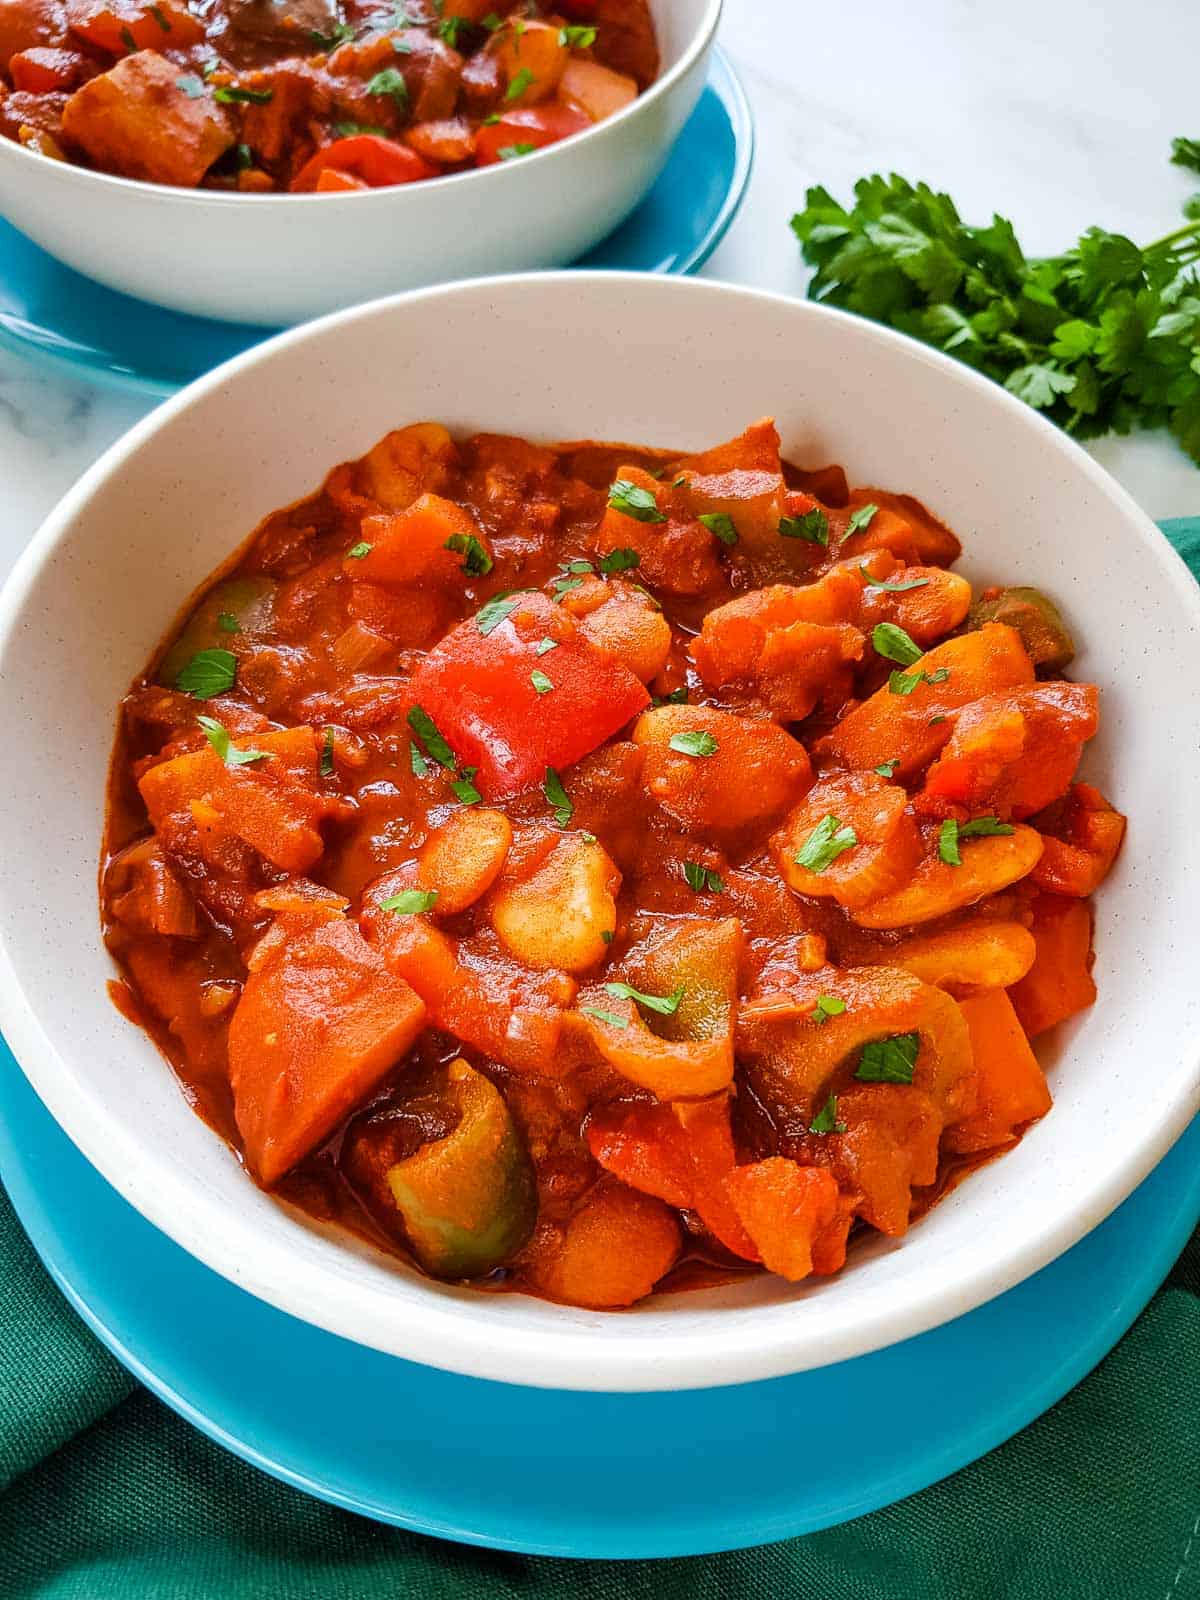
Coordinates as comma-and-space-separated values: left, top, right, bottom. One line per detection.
0, 48, 752, 397
1, 1034, 1196, 1560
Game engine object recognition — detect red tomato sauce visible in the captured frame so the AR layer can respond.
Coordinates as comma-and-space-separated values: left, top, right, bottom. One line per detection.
100, 417, 1124, 1308
0, 0, 655, 190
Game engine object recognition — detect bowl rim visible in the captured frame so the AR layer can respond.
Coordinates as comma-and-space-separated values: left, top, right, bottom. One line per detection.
0, 0, 722, 207
1, 271, 1198, 1392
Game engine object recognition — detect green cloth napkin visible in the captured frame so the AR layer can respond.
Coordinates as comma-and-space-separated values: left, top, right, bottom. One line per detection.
2, 523, 1199, 1600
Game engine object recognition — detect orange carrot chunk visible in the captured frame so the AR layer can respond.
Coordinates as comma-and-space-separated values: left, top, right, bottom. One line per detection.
943, 989, 1052, 1154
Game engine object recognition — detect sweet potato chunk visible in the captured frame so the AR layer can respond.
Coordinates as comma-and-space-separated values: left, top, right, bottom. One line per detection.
62, 52, 233, 186
520, 1177, 680, 1308
943, 990, 1051, 1154
632, 705, 811, 833
723, 1160, 840, 1281
815, 623, 1035, 779
678, 417, 787, 551
1008, 893, 1096, 1037
229, 916, 426, 1185
347, 494, 493, 589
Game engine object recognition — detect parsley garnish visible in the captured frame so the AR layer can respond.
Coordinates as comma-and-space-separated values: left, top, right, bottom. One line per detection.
450, 767, 482, 805
309, 21, 355, 47
438, 13, 467, 45
855, 1032, 919, 1085
872, 622, 922, 665
790, 157, 1200, 467
939, 814, 1015, 864
653, 686, 688, 706
846, 503, 878, 534
888, 665, 948, 694
235, 143, 253, 169
366, 67, 408, 107
406, 705, 457, 771
809, 1093, 846, 1134
600, 929, 614, 943
150, 4, 170, 27
197, 716, 269, 767
175, 73, 204, 97
177, 649, 236, 699
535, 637, 558, 655
668, 730, 718, 757
861, 566, 930, 593
530, 669, 554, 694
481, 10, 502, 27
874, 759, 898, 777
505, 66, 535, 100
779, 508, 828, 545
604, 980, 684, 1017
499, 143, 536, 160
811, 995, 846, 1025
559, 23, 597, 47
475, 591, 526, 634
683, 861, 724, 893
381, 888, 438, 915
319, 726, 335, 776
333, 121, 388, 138
608, 480, 666, 523
216, 611, 239, 633
598, 547, 640, 573
581, 1006, 628, 1029
346, 541, 372, 559
795, 813, 857, 872
443, 532, 492, 575
119, 24, 137, 49
409, 740, 428, 778
1171, 137, 1200, 173
698, 511, 737, 545
544, 766, 572, 826
214, 84, 273, 104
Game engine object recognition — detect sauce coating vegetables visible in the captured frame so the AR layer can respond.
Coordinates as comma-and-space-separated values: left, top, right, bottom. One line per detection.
0, 0, 656, 190
101, 416, 1125, 1307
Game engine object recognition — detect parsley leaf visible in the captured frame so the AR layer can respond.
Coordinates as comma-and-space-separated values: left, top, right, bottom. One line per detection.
683, 861, 724, 893
499, 143, 536, 161
795, 813, 857, 872
846, 503, 879, 533
809, 1093, 847, 1134
309, 20, 355, 47
938, 817, 963, 866
888, 668, 925, 696
604, 980, 685, 1016
698, 511, 737, 545
214, 84, 273, 104
598, 547, 641, 573
941, 813, 1015, 863
450, 767, 482, 805
530, 668, 554, 694
855, 1032, 920, 1085
197, 715, 270, 767
535, 636, 558, 655
779, 508, 829, 544
544, 766, 572, 827
443, 532, 492, 575
406, 705, 457, 771
559, 23, 597, 47
960, 814, 1015, 837
608, 479, 666, 523
872, 621, 923, 665
177, 648, 236, 699
668, 730, 718, 757
505, 66, 535, 100
1171, 137, 1200, 174
346, 541, 372, 559
175, 74, 205, 97
874, 759, 899, 777
366, 67, 408, 107
653, 686, 688, 706
860, 565, 930, 593
811, 994, 846, 1025
475, 590, 529, 634
581, 1006, 628, 1029
381, 888, 438, 915
216, 611, 239, 633
319, 726, 335, 776
409, 740, 429, 778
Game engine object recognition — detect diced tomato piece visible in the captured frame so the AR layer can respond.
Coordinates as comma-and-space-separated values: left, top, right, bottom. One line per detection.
10, 45, 84, 91
723, 1159, 841, 1282
315, 167, 368, 192
405, 590, 649, 799
474, 103, 591, 165
68, 0, 202, 56
290, 135, 435, 192
229, 916, 426, 1185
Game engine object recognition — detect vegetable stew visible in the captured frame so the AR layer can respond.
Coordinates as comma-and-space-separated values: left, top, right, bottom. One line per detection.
101, 417, 1125, 1308
0, 0, 655, 190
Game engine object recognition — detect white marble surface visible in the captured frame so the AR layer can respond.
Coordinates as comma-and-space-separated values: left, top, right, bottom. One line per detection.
3, 0, 1200, 575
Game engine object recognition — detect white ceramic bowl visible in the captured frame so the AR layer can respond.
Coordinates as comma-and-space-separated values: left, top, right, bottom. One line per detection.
0, 0, 719, 324
1, 273, 1198, 1392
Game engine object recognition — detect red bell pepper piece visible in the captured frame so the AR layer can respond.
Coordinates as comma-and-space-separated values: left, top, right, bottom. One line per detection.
474, 104, 591, 166
291, 136, 436, 192
405, 591, 648, 800
9, 46, 86, 92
